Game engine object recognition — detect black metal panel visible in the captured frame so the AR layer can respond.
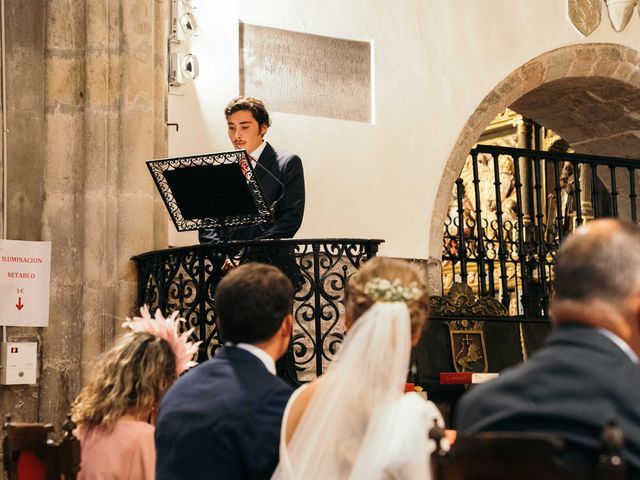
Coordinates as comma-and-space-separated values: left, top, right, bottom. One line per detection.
146, 150, 272, 232
415, 316, 551, 385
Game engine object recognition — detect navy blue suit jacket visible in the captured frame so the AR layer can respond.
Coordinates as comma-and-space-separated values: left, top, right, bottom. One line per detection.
155, 347, 294, 480
199, 143, 305, 242
455, 324, 640, 475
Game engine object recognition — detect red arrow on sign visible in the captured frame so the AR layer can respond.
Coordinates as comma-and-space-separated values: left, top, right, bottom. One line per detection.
16, 297, 24, 311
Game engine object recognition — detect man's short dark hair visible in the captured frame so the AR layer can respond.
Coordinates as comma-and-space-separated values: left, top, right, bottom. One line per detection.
554, 220, 640, 304
215, 263, 293, 344
224, 97, 271, 128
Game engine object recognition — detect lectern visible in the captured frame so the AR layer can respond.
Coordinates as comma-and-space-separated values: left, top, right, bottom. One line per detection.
142, 150, 383, 386
146, 149, 273, 240
146, 149, 304, 383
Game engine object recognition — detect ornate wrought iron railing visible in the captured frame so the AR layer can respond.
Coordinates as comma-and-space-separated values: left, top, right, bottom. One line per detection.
443, 145, 639, 317
132, 238, 382, 381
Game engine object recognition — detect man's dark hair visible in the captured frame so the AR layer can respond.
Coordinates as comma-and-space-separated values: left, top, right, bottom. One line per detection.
224, 97, 271, 128
215, 263, 293, 344
553, 220, 640, 304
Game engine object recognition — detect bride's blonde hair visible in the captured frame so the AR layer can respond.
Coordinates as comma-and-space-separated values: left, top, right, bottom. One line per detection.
274, 258, 431, 479
345, 257, 430, 335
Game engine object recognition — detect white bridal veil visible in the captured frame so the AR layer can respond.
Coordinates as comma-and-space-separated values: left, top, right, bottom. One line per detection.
272, 301, 420, 479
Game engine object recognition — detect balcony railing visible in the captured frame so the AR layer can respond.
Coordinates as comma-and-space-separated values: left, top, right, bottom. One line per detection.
132, 238, 382, 381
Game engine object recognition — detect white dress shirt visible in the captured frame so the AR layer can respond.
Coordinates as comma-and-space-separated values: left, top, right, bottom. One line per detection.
226, 341, 276, 375
596, 327, 639, 364
248, 141, 267, 164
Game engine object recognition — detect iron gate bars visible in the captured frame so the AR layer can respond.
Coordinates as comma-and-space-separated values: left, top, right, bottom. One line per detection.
132, 238, 382, 380
443, 145, 639, 317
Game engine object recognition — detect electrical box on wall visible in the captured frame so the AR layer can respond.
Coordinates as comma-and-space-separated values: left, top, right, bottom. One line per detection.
1, 342, 38, 385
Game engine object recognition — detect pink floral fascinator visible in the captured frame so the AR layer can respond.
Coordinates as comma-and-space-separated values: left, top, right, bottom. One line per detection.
122, 305, 201, 375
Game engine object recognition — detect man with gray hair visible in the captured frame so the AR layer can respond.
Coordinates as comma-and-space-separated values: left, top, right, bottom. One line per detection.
455, 219, 640, 474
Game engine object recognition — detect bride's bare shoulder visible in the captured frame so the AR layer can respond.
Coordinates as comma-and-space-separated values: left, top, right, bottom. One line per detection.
284, 378, 323, 444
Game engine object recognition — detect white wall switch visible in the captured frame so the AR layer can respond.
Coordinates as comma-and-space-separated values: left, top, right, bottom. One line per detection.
1, 342, 38, 385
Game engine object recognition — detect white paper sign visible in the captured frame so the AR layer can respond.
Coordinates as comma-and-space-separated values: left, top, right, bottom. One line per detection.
0, 240, 51, 327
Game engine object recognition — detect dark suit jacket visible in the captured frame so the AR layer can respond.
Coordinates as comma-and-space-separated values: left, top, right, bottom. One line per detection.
199, 143, 305, 242
155, 346, 294, 480
455, 324, 640, 475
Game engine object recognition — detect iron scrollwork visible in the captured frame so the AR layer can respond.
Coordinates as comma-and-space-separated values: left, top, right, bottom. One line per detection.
443, 144, 632, 318
146, 150, 272, 232
132, 238, 383, 382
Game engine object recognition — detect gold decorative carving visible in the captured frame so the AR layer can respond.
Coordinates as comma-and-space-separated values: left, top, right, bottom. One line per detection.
569, 0, 640, 34
446, 320, 489, 373
430, 282, 508, 318
568, 0, 602, 36
519, 323, 528, 361
605, 0, 637, 31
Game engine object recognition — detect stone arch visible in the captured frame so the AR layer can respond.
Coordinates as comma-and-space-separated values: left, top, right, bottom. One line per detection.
429, 43, 640, 268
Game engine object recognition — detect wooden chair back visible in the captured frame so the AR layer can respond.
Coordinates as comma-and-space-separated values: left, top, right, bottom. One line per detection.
3, 414, 80, 480
429, 421, 628, 480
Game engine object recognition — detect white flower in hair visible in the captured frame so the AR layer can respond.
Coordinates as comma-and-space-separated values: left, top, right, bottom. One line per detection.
363, 278, 422, 303
122, 305, 201, 375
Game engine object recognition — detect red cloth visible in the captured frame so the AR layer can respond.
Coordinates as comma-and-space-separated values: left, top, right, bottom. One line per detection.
239, 155, 250, 177
16, 450, 46, 480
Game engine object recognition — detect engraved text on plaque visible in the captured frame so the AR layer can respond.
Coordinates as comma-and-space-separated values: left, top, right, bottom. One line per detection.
240, 23, 372, 123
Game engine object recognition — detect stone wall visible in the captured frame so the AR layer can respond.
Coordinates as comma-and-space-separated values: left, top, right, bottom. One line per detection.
0, 0, 47, 424
0, 0, 168, 427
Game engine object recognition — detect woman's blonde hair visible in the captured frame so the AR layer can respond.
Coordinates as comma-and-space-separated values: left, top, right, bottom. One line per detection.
345, 257, 430, 335
72, 331, 177, 429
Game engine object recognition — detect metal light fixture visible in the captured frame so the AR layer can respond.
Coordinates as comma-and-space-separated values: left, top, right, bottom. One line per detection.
169, 52, 184, 86
168, 0, 200, 91
180, 12, 199, 36
181, 54, 199, 80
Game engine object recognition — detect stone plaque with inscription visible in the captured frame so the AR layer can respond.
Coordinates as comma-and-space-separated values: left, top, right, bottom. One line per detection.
239, 23, 372, 123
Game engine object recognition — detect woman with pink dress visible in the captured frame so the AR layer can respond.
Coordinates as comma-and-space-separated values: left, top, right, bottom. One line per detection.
72, 306, 199, 480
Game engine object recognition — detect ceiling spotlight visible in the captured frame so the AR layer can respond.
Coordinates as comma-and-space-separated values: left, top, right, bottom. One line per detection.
181, 54, 199, 80
180, 12, 199, 36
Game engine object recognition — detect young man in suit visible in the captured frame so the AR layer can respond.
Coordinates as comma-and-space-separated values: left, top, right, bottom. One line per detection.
455, 219, 640, 475
199, 96, 305, 243
155, 263, 295, 480
199, 97, 304, 384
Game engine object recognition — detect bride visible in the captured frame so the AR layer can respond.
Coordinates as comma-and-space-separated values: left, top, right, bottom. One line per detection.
272, 257, 444, 479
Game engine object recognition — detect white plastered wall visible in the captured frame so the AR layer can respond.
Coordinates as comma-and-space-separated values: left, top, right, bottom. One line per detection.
167, 0, 640, 259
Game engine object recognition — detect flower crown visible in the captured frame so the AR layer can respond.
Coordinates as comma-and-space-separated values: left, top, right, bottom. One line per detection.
122, 305, 201, 376
363, 277, 422, 303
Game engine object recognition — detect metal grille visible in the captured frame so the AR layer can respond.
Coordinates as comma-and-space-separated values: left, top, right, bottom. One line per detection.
443, 145, 637, 317
132, 238, 382, 380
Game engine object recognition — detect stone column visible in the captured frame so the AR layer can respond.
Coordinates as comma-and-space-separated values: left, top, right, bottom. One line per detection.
424, 257, 444, 296
6, 1, 46, 242
515, 117, 533, 226
0, 0, 47, 423
38, 0, 87, 425
579, 165, 594, 220
38, 0, 168, 426
114, 0, 169, 329
80, 0, 168, 383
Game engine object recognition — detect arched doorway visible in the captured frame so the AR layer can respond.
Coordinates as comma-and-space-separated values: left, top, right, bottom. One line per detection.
430, 43, 640, 297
